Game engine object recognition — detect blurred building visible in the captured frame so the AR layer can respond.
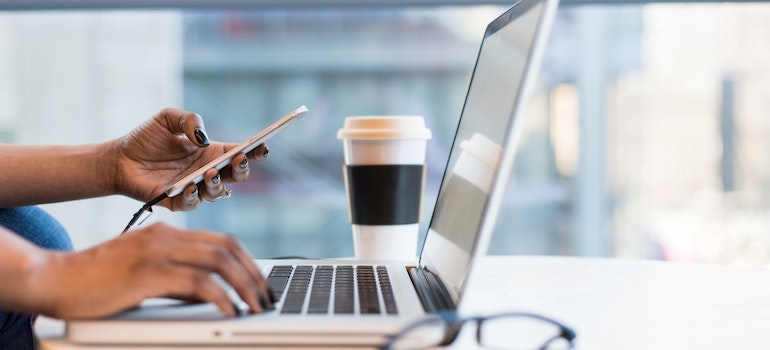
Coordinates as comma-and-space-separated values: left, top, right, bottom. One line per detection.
1, 4, 770, 266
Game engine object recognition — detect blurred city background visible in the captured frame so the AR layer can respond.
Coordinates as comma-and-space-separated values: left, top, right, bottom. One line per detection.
1, 2, 770, 266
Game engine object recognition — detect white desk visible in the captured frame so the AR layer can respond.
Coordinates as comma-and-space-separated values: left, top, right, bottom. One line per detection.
38, 256, 770, 349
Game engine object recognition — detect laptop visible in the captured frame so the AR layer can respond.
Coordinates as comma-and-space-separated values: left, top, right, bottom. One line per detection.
66, 0, 559, 345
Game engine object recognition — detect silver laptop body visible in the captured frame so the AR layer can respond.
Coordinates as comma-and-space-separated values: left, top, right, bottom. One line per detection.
66, 0, 559, 345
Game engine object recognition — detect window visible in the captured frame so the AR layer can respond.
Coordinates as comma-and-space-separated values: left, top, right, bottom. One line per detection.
2, 3, 770, 266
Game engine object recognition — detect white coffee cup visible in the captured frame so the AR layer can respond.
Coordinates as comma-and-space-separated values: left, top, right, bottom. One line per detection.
337, 116, 432, 260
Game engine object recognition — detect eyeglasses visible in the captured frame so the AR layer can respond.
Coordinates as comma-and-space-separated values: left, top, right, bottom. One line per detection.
381, 311, 576, 350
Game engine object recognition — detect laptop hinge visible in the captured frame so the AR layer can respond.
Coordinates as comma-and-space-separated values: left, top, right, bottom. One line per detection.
407, 267, 456, 313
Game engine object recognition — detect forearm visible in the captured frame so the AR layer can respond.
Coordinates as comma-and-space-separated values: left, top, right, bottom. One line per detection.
0, 227, 100, 318
0, 142, 117, 207
0, 227, 57, 316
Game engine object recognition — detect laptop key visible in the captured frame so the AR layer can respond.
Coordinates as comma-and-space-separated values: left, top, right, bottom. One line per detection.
267, 265, 293, 301
266, 277, 289, 299
272, 264, 398, 315
308, 266, 333, 314
334, 266, 355, 314
281, 265, 312, 314
377, 266, 398, 314
357, 266, 380, 314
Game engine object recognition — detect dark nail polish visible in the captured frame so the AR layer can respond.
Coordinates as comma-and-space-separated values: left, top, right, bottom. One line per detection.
191, 189, 199, 199
232, 302, 246, 317
239, 157, 248, 169
194, 128, 210, 146
262, 147, 269, 157
259, 293, 275, 311
212, 174, 220, 184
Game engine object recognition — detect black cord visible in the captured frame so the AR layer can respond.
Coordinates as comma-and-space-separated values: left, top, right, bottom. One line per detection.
121, 192, 168, 235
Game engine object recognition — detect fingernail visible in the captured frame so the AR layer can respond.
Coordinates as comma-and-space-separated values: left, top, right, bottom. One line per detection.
239, 157, 248, 169
212, 174, 221, 184
231, 302, 243, 317
194, 128, 210, 146
262, 147, 269, 158
191, 189, 199, 199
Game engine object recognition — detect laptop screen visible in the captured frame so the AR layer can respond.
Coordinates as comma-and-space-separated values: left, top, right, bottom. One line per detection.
419, 0, 555, 301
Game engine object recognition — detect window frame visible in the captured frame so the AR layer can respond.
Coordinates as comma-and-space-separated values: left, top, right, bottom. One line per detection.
0, 0, 765, 11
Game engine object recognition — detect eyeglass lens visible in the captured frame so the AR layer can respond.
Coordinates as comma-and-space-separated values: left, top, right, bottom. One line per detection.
386, 314, 572, 350
479, 316, 572, 350
386, 317, 451, 350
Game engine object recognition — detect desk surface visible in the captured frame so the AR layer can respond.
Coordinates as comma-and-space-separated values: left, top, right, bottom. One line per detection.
39, 255, 770, 349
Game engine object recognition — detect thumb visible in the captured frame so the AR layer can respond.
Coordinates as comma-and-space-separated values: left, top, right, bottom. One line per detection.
156, 108, 211, 147
187, 113, 210, 147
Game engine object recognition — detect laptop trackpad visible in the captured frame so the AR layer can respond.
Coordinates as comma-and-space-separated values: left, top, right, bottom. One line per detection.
110, 299, 228, 321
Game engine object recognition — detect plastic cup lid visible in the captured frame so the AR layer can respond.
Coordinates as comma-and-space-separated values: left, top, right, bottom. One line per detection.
337, 116, 432, 140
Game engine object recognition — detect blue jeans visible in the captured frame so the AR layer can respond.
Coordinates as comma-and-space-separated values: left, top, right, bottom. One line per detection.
0, 206, 72, 350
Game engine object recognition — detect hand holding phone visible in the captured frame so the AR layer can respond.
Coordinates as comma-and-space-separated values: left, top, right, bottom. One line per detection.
164, 105, 309, 198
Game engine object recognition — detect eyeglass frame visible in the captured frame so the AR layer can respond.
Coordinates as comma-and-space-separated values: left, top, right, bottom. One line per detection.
380, 311, 577, 350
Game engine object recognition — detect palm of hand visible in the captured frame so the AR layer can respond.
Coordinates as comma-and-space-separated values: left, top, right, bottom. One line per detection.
114, 118, 222, 208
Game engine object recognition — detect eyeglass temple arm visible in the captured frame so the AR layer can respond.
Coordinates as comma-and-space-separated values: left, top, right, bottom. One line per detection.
536, 322, 578, 350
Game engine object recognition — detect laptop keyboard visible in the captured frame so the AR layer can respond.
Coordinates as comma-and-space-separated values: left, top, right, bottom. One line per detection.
266, 265, 398, 315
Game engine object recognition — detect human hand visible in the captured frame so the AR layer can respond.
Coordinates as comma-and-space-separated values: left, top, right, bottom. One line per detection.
36, 223, 272, 319
110, 108, 268, 211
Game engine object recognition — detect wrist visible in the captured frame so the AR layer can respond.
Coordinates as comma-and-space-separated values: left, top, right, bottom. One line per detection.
29, 251, 68, 318
96, 139, 122, 196
32, 249, 99, 319
11, 248, 64, 317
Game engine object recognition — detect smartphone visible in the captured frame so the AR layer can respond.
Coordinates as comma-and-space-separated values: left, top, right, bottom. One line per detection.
164, 105, 309, 198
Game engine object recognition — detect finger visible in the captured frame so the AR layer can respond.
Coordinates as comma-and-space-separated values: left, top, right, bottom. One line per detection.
202, 168, 225, 199
229, 239, 274, 306
185, 113, 210, 147
214, 236, 266, 313
214, 249, 263, 314
229, 153, 250, 183
222, 143, 268, 162
221, 144, 266, 183
162, 268, 237, 318
252, 143, 269, 161
156, 108, 210, 147
163, 231, 269, 312
210, 235, 271, 309
172, 185, 200, 211
187, 244, 263, 313
164, 185, 200, 212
